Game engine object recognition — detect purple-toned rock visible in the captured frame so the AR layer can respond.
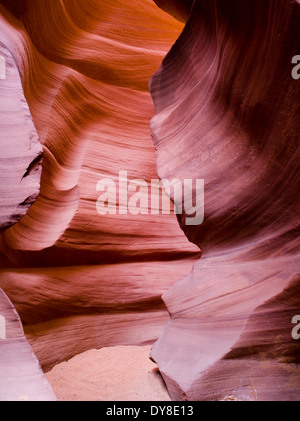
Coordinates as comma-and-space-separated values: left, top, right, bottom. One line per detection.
150, 0, 300, 401
0, 288, 56, 401
0, 44, 42, 230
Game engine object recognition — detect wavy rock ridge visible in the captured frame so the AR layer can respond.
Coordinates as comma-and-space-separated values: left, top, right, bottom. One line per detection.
0, 288, 55, 400
150, 0, 300, 401
0, 0, 299, 401
0, 42, 42, 230
0, 0, 199, 374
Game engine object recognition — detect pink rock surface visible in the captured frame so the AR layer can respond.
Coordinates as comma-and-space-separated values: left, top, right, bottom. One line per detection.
0, 0, 299, 402
150, 0, 300, 401
0, 288, 56, 400
0, 0, 198, 374
0, 43, 42, 229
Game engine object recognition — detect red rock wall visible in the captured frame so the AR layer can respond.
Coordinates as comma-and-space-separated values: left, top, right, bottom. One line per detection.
0, 0, 299, 401
0, 0, 199, 371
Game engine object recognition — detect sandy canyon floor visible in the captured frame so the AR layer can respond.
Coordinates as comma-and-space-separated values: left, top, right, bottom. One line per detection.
45, 345, 171, 401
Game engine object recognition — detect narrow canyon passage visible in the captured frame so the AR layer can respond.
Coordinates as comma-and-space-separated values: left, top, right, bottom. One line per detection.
0, 0, 299, 402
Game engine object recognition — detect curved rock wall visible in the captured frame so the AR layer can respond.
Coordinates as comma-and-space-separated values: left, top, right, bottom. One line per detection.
150, 0, 300, 401
0, 0, 299, 401
0, 42, 42, 230
0, 1, 199, 371
0, 288, 55, 400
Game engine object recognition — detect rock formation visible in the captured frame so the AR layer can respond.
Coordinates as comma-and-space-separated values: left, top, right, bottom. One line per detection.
0, 0, 198, 376
150, 0, 300, 401
0, 0, 299, 401
0, 288, 55, 400
0, 43, 42, 230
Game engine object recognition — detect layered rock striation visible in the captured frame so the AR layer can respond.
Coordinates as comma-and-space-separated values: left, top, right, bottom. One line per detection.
0, 288, 56, 400
0, 0, 199, 372
150, 0, 300, 401
0, 0, 299, 401
0, 43, 42, 230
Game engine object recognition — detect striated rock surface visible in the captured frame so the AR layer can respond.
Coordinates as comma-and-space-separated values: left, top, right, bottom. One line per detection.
150, 0, 300, 401
0, 0, 299, 402
0, 288, 56, 400
0, 43, 42, 230
0, 0, 199, 373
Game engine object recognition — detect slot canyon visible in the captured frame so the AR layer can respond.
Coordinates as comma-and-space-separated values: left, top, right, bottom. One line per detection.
0, 0, 299, 402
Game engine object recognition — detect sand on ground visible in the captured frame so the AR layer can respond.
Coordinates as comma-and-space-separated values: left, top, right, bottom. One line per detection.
45, 345, 171, 401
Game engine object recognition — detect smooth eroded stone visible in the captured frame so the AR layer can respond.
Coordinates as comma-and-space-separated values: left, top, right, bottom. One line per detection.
149, 0, 300, 401
0, 288, 56, 401
0, 44, 42, 230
